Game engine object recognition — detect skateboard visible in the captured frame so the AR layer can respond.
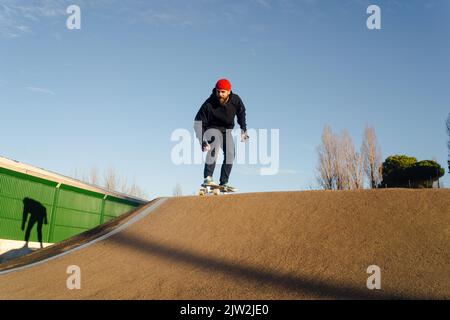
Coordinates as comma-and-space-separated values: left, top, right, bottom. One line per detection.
199, 183, 237, 196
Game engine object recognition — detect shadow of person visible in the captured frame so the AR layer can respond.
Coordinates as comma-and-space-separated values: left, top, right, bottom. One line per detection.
21, 197, 48, 249
0, 246, 36, 264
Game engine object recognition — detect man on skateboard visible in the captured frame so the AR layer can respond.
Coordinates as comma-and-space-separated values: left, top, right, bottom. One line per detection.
194, 78, 249, 192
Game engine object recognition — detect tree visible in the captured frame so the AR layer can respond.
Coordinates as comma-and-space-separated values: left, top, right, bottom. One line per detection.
381, 155, 417, 188
361, 125, 383, 188
104, 167, 120, 192
341, 129, 364, 190
380, 155, 445, 188
316, 126, 365, 190
72, 166, 148, 199
408, 160, 445, 188
447, 113, 450, 174
173, 183, 182, 196
128, 180, 148, 199
316, 125, 336, 190
334, 130, 347, 190
89, 166, 100, 186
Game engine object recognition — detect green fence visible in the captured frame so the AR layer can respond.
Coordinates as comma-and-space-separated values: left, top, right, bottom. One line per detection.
0, 167, 144, 243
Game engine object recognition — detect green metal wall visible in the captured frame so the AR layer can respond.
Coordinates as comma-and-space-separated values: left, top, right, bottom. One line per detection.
0, 167, 143, 243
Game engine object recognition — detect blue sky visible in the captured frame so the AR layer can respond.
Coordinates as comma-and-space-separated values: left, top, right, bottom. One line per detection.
1, 0, 449, 198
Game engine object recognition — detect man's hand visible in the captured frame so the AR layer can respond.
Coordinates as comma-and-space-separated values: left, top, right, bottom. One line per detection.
202, 141, 211, 152
240, 130, 249, 142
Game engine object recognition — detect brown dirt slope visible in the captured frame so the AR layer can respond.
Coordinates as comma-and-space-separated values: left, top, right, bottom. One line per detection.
0, 189, 448, 299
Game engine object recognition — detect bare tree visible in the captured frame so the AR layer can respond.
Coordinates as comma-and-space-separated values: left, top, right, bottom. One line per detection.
71, 166, 148, 199
317, 126, 365, 190
119, 176, 129, 194
331, 129, 353, 190
72, 168, 81, 181
341, 130, 364, 190
104, 167, 120, 192
173, 183, 183, 197
316, 125, 336, 190
89, 165, 100, 186
447, 113, 450, 174
72, 168, 89, 184
336, 130, 351, 190
361, 125, 383, 188
128, 180, 148, 199
353, 152, 365, 189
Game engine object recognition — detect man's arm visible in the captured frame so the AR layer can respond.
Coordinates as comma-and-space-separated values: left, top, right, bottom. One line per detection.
194, 102, 209, 144
236, 97, 247, 133
236, 97, 249, 141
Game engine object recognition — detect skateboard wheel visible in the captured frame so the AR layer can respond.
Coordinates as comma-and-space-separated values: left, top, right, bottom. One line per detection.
213, 189, 220, 195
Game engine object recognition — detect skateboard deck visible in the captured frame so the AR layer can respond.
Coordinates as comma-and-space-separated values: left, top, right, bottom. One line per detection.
199, 183, 237, 196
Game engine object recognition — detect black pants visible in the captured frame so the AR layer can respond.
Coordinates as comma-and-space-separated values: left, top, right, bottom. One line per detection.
204, 129, 235, 184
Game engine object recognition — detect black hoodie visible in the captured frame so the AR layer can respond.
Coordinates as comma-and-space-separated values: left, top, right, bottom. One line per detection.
194, 88, 247, 141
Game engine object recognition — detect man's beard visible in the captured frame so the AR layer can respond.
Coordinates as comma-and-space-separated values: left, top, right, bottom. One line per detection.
219, 96, 229, 105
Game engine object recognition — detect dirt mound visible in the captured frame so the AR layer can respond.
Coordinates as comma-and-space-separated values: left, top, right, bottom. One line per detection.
0, 189, 448, 299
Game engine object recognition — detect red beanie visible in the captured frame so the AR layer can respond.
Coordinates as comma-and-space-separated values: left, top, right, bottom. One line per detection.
215, 78, 232, 91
